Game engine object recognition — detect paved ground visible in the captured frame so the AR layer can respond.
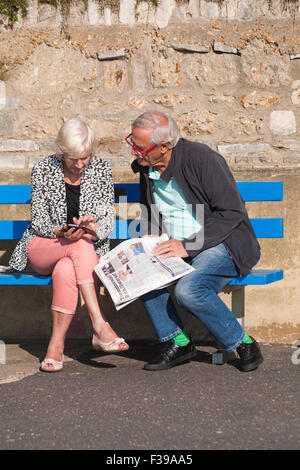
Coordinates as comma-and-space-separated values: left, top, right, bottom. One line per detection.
0, 340, 299, 451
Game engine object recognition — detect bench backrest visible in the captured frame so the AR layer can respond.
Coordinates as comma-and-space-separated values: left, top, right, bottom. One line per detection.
0, 182, 283, 240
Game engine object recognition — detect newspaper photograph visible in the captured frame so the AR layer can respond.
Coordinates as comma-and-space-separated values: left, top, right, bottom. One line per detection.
94, 234, 195, 310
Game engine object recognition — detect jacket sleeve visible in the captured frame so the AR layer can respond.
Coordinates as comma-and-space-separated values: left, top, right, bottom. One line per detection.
182, 150, 247, 256
30, 162, 57, 238
94, 160, 116, 241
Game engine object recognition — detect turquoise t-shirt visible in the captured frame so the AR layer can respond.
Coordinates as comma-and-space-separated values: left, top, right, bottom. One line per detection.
148, 166, 202, 240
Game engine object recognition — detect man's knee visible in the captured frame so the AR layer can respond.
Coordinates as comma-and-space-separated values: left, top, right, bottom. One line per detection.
174, 278, 209, 308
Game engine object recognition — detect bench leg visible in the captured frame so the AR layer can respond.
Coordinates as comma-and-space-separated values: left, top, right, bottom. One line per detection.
212, 286, 245, 365
231, 285, 245, 328
212, 349, 236, 365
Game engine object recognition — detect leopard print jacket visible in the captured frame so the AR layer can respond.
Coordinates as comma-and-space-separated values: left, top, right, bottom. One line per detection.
9, 154, 115, 271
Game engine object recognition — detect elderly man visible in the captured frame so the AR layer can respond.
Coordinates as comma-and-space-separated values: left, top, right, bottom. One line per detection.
125, 110, 263, 372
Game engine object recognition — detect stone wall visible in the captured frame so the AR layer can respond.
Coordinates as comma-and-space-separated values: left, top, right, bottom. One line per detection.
0, 1, 300, 173
0, 0, 300, 342
2, 1, 300, 28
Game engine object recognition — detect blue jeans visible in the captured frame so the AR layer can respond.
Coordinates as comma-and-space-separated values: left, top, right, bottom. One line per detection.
141, 243, 245, 351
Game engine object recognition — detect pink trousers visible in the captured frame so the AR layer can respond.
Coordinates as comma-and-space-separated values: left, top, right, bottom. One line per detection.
27, 236, 100, 314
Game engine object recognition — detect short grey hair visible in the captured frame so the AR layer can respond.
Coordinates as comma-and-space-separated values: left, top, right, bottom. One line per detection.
55, 118, 95, 159
131, 110, 180, 148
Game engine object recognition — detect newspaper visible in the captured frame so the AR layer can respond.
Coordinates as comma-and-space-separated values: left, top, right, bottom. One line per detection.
94, 234, 195, 310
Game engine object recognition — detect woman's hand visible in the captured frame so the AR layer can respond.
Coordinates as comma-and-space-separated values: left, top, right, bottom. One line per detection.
54, 224, 85, 241
54, 215, 98, 241
73, 215, 98, 241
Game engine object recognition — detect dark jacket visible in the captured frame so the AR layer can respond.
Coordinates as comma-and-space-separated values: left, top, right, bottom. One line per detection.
131, 138, 260, 276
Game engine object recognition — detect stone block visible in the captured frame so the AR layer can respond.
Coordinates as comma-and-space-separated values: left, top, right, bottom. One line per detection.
0, 114, 14, 136
283, 154, 300, 164
25, 0, 38, 25
29, 156, 45, 168
165, 53, 240, 88
3, 98, 19, 111
270, 111, 296, 136
213, 42, 238, 55
97, 49, 126, 61
135, 1, 156, 23
218, 143, 271, 154
119, 0, 135, 26
38, 3, 62, 28
0, 154, 25, 169
241, 39, 290, 87
0, 140, 39, 152
235, 154, 276, 165
220, 0, 238, 19
105, 157, 131, 167
103, 112, 123, 121
103, 7, 112, 26
241, 91, 280, 109
66, 2, 87, 27
171, 43, 210, 53
129, 37, 152, 94
238, 0, 254, 21
0, 81, 5, 110
177, 110, 217, 135
188, 0, 200, 17
194, 140, 217, 151
290, 54, 300, 60
87, 0, 100, 25
273, 139, 300, 152
153, 93, 191, 108
156, 0, 176, 28
200, 1, 219, 19
291, 89, 300, 105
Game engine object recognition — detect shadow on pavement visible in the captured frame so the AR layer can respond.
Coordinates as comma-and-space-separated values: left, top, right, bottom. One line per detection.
9, 337, 242, 372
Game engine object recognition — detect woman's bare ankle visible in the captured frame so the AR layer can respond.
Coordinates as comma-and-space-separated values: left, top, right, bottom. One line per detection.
94, 323, 119, 343
45, 343, 64, 362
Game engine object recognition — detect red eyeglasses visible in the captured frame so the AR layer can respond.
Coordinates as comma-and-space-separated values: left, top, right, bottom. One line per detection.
125, 133, 157, 157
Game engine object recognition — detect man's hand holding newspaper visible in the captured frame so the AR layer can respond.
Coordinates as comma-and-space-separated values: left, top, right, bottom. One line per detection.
94, 234, 195, 310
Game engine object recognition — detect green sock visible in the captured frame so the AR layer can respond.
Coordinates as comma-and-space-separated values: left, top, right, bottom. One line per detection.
242, 333, 253, 344
172, 330, 190, 346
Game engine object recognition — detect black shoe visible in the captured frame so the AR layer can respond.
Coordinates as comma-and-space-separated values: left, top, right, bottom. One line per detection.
143, 340, 197, 371
236, 337, 263, 372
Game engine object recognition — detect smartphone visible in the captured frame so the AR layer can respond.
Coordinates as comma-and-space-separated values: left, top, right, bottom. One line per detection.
63, 223, 97, 238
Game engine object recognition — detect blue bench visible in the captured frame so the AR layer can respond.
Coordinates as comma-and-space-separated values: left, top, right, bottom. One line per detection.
0, 182, 283, 357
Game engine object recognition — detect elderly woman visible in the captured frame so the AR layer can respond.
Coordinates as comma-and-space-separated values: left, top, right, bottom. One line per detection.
9, 118, 129, 372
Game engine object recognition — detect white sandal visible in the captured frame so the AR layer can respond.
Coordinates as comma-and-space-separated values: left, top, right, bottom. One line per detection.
92, 335, 129, 353
40, 356, 64, 372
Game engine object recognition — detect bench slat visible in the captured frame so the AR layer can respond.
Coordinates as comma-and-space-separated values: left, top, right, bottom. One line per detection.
115, 182, 284, 203
0, 217, 284, 240
236, 181, 283, 201
0, 220, 29, 239
0, 182, 284, 288
0, 185, 31, 204
0, 268, 283, 286
0, 272, 52, 285
114, 183, 140, 203
250, 218, 283, 238
229, 269, 284, 285
110, 218, 284, 240
0, 181, 284, 204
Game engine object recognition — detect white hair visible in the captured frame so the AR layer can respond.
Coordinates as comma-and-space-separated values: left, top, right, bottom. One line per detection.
132, 110, 180, 148
55, 118, 95, 159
